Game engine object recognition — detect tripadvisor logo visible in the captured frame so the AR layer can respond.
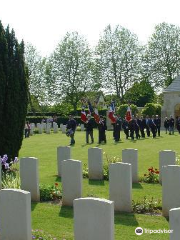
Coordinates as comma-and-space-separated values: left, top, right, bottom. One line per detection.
135, 227, 143, 235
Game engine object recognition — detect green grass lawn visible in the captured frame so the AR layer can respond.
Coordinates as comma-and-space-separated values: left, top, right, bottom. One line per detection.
19, 129, 180, 240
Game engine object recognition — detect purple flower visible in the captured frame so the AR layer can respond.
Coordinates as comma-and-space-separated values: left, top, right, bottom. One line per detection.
4, 163, 9, 169
1, 154, 8, 164
14, 157, 18, 163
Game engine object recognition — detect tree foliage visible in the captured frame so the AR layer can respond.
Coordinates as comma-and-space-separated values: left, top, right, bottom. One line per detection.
141, 103, 161, 117
25, 43, 47, 109
147, 22, 180, 88
96, 25, 142, 102
124, 80, 155, 107
49, 32, 96, 112
117, 104, 138, 118
0, 21, 28, 158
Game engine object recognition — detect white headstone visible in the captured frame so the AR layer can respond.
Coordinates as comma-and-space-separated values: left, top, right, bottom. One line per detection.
61, 125, 66, 133
162, 165, 180, 216
80, 124, 85, 131
46, 123, 51, 134
62, 159, 82, 206
74, 197, 114, 240
20, 157, 40, 202
159, 150, 176, 183
57, 146, 71, 177
169, 207, 180, 240
109, 162, 132, 212
122, 148, 138, 183
88, 147, 103, 180
0, 189, 31, 240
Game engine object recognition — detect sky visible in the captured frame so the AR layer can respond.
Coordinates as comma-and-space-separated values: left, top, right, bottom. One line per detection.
1, 0, 180, 57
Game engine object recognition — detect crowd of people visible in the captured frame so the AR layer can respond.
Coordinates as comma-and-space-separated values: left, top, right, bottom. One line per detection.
66, 114, 180, 146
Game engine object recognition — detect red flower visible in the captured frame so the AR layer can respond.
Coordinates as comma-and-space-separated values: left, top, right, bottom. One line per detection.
155, 171, 159, 174
55, 183, 58, 186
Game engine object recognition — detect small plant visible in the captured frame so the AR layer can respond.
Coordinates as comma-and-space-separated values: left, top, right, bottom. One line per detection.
83, 163, 89, 178
142, 167, 159, 183
132, 197, 161, 214
0, 154, 20, 189
103, 152, 121, 180
2, 172, 20, 189
39, 183, 62, 201
32, 229, 59, 239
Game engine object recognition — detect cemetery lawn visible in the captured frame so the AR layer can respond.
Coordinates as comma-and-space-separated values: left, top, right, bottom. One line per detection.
20, 129, 180, 240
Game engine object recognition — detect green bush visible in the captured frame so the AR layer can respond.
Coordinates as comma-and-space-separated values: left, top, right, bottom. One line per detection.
132, 197, 161, 214
39, 183, 62, 201
117, 104, 138, 118
141, 103, 161, 117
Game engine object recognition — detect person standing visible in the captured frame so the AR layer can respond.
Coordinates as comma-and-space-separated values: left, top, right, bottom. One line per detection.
122, 117, 129, 139
176, 116, 180, 134
154, 115, 161, 137
24, 121, 31, 138
149, 116, 157, 138
164, 117, 169, 134
114, 115, 122, 142
145, 115, 151, 137
66, 115, 77, 145
98, 115, 107, 144
85, 114, 94, 144
128, 116, 136, 140
169, 115, 175, 135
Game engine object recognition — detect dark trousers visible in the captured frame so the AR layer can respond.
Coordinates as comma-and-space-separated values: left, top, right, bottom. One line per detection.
99, 131, 106, 143
146, 127, 150, 137
86, 131, 94, 143
157, 126, 160, 136
70, 133, 75, 145
114, 131, 121, 142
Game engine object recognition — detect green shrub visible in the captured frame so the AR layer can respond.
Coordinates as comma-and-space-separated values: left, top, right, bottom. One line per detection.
141, 103, 161, 117
141, 167, 159, 183
39, 183, 62, 201
132, 197, 161, 214
117, 104, 138, 118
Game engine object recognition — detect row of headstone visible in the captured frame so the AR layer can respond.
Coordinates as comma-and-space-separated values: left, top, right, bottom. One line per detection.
0, 189, 115, 240
60, 158, 132, 212
57, 146, 138, 182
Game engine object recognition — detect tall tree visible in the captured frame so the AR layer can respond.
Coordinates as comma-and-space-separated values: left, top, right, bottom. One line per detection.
25, 43, 47, 110
50, 32, 95, 112
124, 80, 155, 107
96, 25, 142, 102
147, 22, 180, 88
0, 21, 28, 158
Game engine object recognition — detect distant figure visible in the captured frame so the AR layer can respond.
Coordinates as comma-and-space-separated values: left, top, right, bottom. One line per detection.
66, 115, 77, 145
114, 115, 122, 142
25, 121, 31, 138
164, 117, 169, 134
98, 115, 107, 144
176, 116, 180, 134
169, 115, 175, 135
85, 114, 94, 144
154, 115, 161, 137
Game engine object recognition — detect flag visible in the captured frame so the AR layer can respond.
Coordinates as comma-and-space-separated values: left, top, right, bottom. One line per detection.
108, 101, 116, 123
88, 101, 94, 115
125, 105, 132, 122
93, 108, 100, 124
81, 109, 87, 123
